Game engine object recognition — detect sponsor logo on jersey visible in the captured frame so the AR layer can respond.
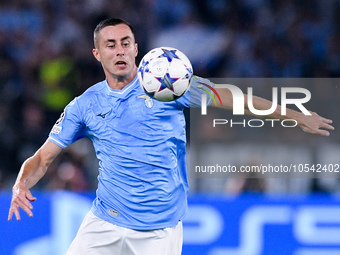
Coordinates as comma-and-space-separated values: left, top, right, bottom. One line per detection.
108, 208, 119, 217
96, 109, 111, 119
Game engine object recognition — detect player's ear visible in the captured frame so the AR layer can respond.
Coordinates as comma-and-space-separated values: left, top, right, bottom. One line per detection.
92, 48, 101, 62
134, 43, 138, 57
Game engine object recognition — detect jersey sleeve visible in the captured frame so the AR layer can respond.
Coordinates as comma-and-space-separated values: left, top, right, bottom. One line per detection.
48, 97, 86, 149
176, 76, 215, 108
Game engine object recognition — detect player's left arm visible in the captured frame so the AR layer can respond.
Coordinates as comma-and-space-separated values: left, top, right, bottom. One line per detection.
214, 88, 334, 136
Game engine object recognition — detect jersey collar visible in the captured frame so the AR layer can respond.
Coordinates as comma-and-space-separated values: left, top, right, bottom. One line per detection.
105, 75, 139, 98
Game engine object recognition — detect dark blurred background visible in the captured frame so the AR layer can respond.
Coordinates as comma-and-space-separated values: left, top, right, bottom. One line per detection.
0, 0, 340, 194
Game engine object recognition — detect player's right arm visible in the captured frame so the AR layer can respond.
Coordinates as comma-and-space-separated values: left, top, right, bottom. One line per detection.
8, 140, 62, 221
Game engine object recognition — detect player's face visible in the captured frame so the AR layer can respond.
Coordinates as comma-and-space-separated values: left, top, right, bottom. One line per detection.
93, 24, 138, 81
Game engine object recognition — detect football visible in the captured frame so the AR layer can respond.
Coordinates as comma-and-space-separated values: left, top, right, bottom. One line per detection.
137, 47, 193, 102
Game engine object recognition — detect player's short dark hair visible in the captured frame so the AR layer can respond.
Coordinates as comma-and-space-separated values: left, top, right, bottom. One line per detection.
94, 18, 135, 49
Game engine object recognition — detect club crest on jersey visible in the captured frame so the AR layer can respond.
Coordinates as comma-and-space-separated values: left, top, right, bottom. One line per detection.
137, 95, 154, 108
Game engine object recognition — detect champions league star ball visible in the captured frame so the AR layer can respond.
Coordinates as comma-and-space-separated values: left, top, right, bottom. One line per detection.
137, 47, 193, 102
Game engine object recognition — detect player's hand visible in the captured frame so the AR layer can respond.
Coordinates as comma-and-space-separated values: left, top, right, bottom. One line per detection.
298, 111, 334, 136
8, 182, 37, 221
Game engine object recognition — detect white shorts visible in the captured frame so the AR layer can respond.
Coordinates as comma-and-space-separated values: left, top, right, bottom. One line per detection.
66, 211, 183, 255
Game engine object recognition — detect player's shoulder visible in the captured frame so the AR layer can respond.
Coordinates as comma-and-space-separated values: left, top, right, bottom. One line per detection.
82, 80, 107, 97
75, 80, 106, 102
190, 76, 214, 88
64, 81, 106, 111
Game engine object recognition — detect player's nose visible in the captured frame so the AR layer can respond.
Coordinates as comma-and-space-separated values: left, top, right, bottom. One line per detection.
116, 45, 124, 56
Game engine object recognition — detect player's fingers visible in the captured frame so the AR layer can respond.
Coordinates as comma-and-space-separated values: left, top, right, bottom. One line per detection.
8, 205, 21, 221
319, 116, 333, 126
316, 129, 330, 137
15, 198, 33, 217
18, 195, 33, 210
322, 118, 333, 124
8, 207, 14, 221
320, 122, 335, 131
26, 190, 37, 202
14, 207, 21, 221
20, 205, 33, 218
310, 111, 333, 124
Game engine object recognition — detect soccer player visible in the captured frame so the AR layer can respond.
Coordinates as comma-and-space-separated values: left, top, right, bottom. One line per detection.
8, 18, 334, 255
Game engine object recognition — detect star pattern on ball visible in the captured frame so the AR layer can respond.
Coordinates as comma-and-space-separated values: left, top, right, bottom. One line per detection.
138, 59, 150, 79
156, 72, 179, 92
160, 48, 180, 62
186, 66, 193, 75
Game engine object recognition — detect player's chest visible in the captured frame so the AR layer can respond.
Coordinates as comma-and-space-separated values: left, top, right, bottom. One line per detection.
83, 93, 177, 132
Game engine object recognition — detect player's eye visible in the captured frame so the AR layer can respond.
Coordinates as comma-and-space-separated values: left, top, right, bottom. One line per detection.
123, 42, 130, 47
108, 44, 115, 48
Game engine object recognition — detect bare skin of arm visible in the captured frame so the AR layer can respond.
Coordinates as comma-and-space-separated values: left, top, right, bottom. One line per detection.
8, 140, 62, 221
214, 88, 334, 136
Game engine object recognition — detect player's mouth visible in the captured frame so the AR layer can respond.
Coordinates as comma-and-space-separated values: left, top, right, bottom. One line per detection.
115, 60, 128, 67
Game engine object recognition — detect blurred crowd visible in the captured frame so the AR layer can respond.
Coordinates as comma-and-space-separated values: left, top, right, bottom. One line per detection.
0, 0, 339, 193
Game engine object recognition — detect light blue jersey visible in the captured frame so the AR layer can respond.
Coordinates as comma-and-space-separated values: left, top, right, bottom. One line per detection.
48, 75, 213, 230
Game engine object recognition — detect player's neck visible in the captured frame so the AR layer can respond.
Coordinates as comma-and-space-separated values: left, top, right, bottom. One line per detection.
106, 66, 137, 90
